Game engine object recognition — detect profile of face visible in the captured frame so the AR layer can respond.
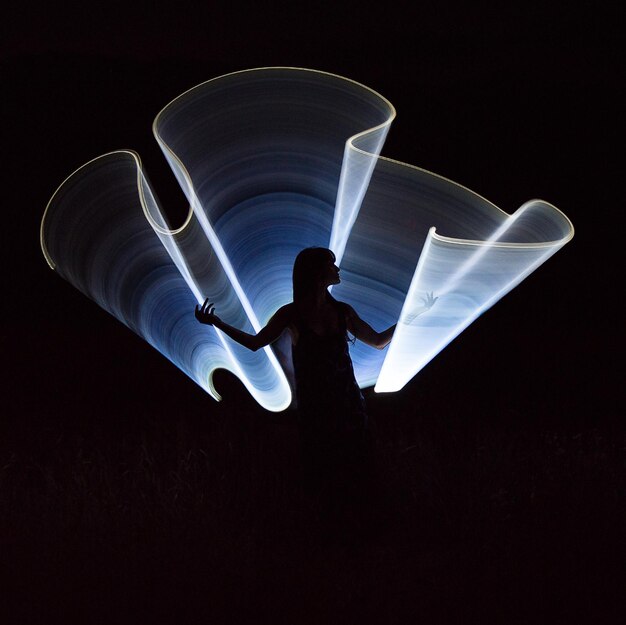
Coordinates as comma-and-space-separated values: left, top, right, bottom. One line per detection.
320, 251, 340, 286
293, 247, 340, 299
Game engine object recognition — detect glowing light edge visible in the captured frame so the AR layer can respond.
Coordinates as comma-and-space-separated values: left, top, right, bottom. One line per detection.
40, 68, 576, 409
40, 148, 293, 411
149, 67, 573, 250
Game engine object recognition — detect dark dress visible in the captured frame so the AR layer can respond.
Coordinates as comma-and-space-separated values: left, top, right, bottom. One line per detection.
291, 301, 374, 519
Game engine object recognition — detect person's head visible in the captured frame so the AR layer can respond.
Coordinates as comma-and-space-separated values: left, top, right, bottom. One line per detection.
292, 247, 340, 304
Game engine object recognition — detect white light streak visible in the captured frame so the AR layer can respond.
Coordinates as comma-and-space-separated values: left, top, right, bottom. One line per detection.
41, 68, 574, 411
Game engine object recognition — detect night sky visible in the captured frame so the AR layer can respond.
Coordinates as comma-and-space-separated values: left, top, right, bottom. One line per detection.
2, 3, 623, 622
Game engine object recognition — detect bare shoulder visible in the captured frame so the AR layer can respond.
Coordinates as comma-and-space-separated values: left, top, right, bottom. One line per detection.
335, 300, 357, 319
256, 303, 295, 345
272, 303, 296, 323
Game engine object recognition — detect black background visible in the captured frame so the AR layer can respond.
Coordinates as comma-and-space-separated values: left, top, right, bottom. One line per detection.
1, 2, 623, 623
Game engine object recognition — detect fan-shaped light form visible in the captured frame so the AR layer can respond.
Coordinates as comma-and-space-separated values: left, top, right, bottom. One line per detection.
40, 67, 574, 411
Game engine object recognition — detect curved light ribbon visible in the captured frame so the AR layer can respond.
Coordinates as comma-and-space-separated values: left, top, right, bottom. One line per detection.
40, 67, 574, 411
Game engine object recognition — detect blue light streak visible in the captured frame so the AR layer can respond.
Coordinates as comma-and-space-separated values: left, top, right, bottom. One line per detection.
41, 68, 574, 411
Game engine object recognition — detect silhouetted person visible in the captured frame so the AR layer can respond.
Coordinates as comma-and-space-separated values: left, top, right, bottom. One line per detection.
195, 247, 435, 539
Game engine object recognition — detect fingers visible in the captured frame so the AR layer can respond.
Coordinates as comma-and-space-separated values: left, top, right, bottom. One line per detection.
195, 299, 216, 323
419, 292, 438, 308
200, 299, 214, 314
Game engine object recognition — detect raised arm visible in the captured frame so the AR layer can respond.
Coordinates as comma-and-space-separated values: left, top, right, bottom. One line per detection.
195, 299, 293, 352
345, 292, 438, 349
345, 305, 396, 350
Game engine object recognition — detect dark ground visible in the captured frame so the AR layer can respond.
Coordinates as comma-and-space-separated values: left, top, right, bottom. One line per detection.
1, 3, 623, 623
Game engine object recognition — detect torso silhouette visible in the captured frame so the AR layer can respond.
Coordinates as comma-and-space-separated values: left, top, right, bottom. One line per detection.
290, 300, 368, 459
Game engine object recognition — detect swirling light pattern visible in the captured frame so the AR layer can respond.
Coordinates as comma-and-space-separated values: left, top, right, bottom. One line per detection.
41, 67, 574, 411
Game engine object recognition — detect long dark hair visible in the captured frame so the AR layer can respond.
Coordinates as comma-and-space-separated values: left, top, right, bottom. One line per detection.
292, 247, 353, 340
292, 247, 335, 307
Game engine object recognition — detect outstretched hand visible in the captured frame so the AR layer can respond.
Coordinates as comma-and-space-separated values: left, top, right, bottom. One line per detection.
421, 291, 438, 309
404, 292, 438, 323
195, 298, 221, 326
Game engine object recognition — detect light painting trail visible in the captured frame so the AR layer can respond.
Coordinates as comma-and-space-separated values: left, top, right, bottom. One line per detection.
40, 67, 574, 411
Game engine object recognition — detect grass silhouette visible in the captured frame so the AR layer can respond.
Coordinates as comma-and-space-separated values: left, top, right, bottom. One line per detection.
1, 385, 622, 624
